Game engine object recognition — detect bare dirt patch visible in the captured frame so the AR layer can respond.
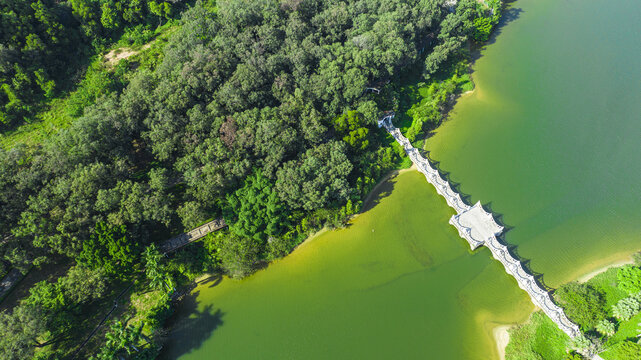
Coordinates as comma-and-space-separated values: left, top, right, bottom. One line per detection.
103, 43, 152, 67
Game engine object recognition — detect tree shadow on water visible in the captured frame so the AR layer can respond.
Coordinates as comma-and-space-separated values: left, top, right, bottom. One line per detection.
360, 171, 399, 214
471, 3, 524, 62
196, 274, 223, 289
158, 290, 224, 359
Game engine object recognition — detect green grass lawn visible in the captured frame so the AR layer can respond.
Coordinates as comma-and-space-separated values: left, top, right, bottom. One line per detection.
590, 268, 630, 311
506, 311, 571, 360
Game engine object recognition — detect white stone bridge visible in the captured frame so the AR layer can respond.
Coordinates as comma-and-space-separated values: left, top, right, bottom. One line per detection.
378, 113, 581, 339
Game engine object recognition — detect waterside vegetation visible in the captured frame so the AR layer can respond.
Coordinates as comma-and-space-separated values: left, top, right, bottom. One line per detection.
506, 255, 641, 360
0, 0, 502, 358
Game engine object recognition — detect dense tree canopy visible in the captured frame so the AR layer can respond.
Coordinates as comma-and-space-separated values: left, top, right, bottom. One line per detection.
77, 222, 141, 278
0, 0, 493, 356
225, 171, 288, 241
1, 0, 482, 271
0, 0, 188, 127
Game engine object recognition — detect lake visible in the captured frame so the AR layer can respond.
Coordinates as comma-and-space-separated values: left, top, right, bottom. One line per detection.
161, 0, 641, 358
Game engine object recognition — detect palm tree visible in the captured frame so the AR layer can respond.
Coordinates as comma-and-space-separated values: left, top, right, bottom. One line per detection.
144, 244, 175, 294
596, 319, 616, 337
99, 321, 143, 358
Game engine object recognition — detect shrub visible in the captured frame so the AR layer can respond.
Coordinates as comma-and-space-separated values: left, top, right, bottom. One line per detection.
612, 297, 640, 321
555, 282, 608, 330
595, 319, 616, 337
605, 341, 641, 360
505, 312, 568, 360
617, 266, 641, 294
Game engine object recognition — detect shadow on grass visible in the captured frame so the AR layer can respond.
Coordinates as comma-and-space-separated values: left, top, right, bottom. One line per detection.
158, 290, 224, 359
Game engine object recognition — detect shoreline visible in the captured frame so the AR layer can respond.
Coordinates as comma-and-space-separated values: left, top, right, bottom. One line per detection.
493, 325, 511, 360
298, 164, 417, 252
577, 258, 633, 283
361, 163, 417, 211
492, 255, 636, 359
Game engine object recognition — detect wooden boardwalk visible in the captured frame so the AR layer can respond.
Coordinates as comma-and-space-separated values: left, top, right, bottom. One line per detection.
160, 218, 227, 253
379, 114, 582, 339
0, 268, 24, 301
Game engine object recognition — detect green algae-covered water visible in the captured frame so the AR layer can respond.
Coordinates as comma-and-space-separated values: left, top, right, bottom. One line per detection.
161, 171, 533, 359
427, 0, 641, 286
162, 0, 641, 358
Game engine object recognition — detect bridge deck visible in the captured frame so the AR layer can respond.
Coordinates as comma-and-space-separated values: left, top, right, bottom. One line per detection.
160, 218, 227, 253
378, 114, 581, 339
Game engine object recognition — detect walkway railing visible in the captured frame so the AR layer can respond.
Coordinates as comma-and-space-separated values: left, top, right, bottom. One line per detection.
159, 218, 227, 253
378, 113, 581, 339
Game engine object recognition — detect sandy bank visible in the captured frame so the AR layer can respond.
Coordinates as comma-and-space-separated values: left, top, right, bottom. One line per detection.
493, 325, 511, 360
577, 258, 633, 283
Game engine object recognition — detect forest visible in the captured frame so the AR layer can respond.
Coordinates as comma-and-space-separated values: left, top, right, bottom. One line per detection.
0, 0, 501, 358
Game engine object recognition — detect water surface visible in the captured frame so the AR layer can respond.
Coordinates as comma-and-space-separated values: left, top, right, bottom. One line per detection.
162, 171, 531, 359
427, 0, 641, 286
162, 0, 641, 358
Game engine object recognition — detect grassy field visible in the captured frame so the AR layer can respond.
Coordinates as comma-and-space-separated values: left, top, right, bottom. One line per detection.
506, 311, 570, 360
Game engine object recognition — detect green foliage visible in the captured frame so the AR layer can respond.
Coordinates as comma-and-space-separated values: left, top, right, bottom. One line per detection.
333, 110, 371, 151
0, 266, 107, 357
505, 311, 569, 360
1, 0, 479, 270
92, 320, 143, 360
423, 0, 477, 77
0, 304, 44, 360
508, 265, 641, 360
612, 297, 640, 321
555, 282, 608, 330
0, 0, 185, 129
564, 352, 585, 360
143, 244, 173, 292
617, 266, 641, 294
145, 292, 172, 330
596, 319, 616, 337
571, 334, 592, 353
602, 341, 641, 360
207, 231, 261, 278
471, 0, 502, 42
26, 266, 107, 313
177, 201, 208, 230
130, 289, 172, 331
65, 60, 125, 118
226, 171, 289, 242
77, 222, 140, 278
149, 1, 172, 25
276, 141, 353, 211
167, 241, 218, 283
402, 59, 472, 142
472, 17, 494, 42
0, 0, 498, 354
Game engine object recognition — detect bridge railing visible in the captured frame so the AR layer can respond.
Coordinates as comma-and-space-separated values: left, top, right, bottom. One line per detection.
160, 218, 227, 253
379, 112, 581, 339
